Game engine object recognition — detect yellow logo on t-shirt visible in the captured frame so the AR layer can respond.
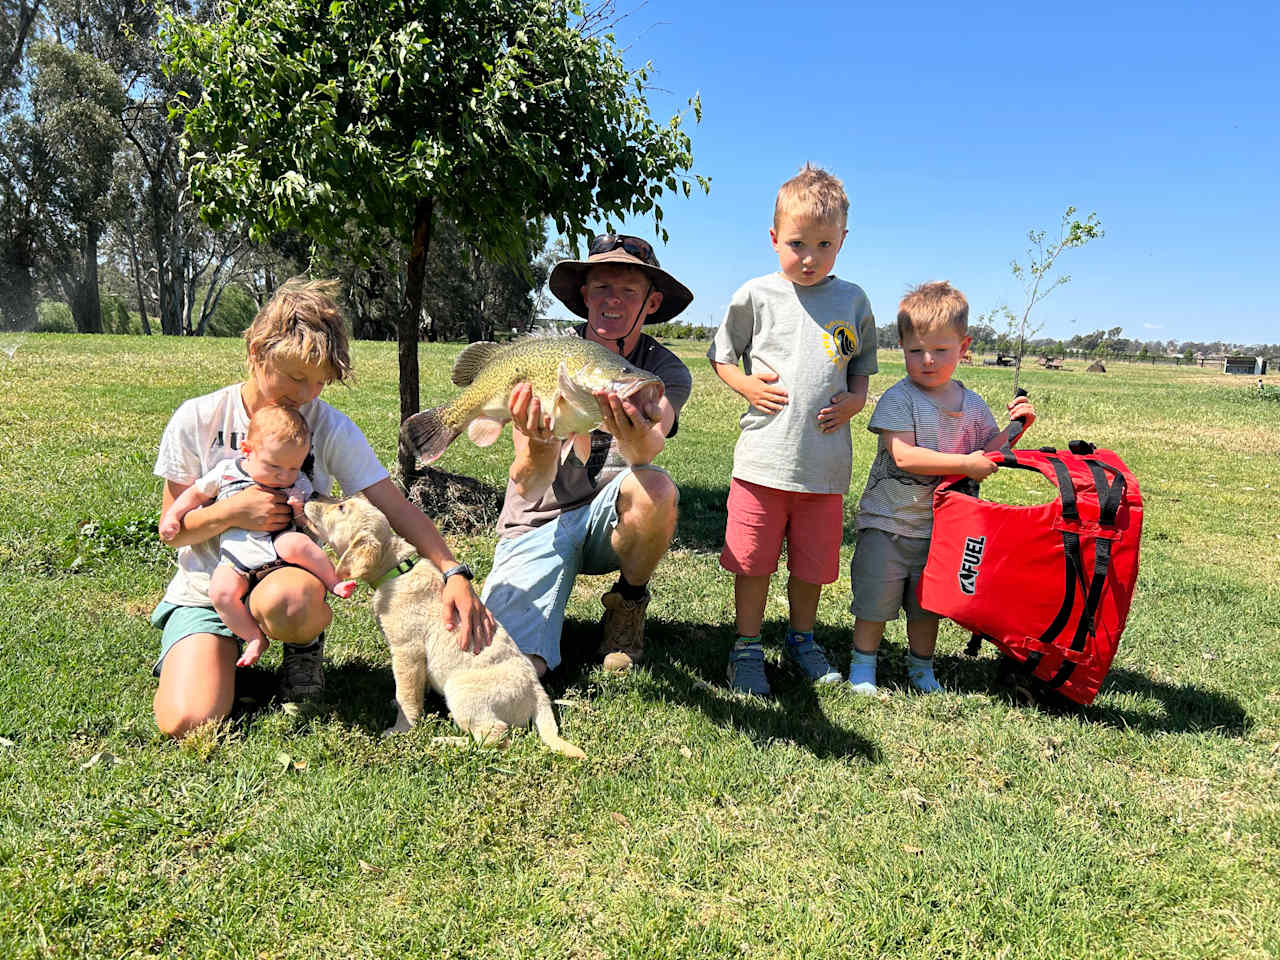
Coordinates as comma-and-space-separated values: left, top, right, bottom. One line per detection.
822, 322, 858, 366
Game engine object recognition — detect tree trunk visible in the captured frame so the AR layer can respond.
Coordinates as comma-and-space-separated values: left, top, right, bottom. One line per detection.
127, 231, 151, 335
398, 196, 432, 480
68, 223, 104, 334
149, 176, 184, 335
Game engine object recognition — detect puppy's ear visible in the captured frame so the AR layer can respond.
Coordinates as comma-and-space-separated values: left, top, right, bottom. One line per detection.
336, 532, 381, 582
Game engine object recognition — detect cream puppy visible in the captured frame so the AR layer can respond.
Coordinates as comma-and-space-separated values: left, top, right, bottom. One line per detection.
303, 495, 584, 758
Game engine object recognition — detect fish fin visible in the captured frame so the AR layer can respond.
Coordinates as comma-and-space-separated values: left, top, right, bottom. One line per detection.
400, 407, 459, 464
550, 392, 574, 431
571, 432, 592, 464
467, 417, 505, 447
450, 342, 504, 387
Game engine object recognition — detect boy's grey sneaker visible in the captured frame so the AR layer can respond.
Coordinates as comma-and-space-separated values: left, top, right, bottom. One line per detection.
279, 634, 325, 701
727, 642, 772, 698
785, 635, 842, 685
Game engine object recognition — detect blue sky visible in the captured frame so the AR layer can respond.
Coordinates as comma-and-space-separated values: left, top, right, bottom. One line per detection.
548, 0, 1278, 347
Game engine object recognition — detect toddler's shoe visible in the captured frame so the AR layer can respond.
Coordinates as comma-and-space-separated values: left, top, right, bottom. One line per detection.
847, 648, 878, 696
727, 641, 772, 698
906, 653, 942, 694
784, 631, 842, 685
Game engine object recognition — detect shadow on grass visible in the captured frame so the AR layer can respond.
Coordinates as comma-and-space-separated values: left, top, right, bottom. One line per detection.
229, 635, 1247, 746
228, 659, 407, 734
549, 615, 881, 764
673, 483, 860, 551
933, 648, 1252, 737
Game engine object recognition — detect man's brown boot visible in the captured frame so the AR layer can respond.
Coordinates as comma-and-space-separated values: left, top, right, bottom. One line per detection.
599, 587, 650, 673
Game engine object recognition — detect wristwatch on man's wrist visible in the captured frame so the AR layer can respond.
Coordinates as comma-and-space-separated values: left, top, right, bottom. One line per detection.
440, 562, 474, 584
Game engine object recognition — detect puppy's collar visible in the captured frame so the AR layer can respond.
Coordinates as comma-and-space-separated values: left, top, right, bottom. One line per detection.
372, 554, 420, 588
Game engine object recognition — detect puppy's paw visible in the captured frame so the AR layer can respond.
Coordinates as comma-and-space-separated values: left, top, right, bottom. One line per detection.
431, 736, 471, 747
382, 701, 413, 737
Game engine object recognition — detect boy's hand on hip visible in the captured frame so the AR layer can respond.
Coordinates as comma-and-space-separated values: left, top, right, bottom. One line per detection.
743, 372, 788, 414
818, 391, 865, 433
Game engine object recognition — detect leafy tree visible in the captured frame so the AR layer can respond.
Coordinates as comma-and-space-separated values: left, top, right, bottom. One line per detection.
0, 39, 125, 332
29, 40, 125, 332
164, 0, 706, 479
421, 216, 551, 342
0, 1, 41, 95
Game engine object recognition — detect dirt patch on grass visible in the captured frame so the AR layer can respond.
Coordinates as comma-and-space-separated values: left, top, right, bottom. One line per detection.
405, 465, 504, 535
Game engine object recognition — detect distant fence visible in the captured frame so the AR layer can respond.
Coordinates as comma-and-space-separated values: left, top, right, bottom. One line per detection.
966, 351, 1277, 370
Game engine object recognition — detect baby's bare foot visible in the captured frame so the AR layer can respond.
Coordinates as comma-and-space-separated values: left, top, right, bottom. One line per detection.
237, 635, 270, 667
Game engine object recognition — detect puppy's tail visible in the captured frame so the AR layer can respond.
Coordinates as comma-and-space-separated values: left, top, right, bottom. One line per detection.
534, 687, 585, 759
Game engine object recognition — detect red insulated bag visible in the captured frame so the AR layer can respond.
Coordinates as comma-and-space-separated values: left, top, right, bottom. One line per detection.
918, 443, 1143, 705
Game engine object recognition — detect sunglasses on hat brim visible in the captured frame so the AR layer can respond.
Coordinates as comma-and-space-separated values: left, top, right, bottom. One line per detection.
588, 234, 659, 267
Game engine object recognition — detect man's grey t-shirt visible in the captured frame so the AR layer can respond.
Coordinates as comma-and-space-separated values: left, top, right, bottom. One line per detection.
854, 377, 999, 539
707, 273, 877, 494
496, 330, 693, 540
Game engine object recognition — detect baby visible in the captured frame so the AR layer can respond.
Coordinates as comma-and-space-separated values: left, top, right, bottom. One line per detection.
158, 404, 355, 666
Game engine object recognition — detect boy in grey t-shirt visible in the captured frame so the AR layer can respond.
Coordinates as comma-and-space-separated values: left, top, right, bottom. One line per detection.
708, 164, 878, 698
848, 281, 1036, 694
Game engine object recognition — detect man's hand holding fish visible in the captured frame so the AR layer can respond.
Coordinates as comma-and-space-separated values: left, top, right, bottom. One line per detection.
593, 389, 671, 467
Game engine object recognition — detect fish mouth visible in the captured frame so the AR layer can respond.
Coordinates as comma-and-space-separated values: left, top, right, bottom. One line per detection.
614, 378, 665, 417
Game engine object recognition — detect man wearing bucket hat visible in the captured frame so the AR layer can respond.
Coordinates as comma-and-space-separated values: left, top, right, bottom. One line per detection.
480, 234, 694, 678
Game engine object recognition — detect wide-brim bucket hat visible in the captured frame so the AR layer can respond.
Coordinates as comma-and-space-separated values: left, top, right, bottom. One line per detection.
548, 235, 693, 325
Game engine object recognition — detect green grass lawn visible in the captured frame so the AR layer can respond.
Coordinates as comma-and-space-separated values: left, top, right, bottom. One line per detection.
1, 334, 1277, 959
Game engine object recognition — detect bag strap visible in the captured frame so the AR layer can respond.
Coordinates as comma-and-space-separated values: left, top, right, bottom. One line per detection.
1037, 533, 1116, 692
1083, 459, 1127, 527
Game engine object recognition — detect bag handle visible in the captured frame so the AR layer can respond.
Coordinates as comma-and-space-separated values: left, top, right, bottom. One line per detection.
937, 450, 1078, 516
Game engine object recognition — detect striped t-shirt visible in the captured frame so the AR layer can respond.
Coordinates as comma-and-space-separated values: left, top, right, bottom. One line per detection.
854, 377, 999, 539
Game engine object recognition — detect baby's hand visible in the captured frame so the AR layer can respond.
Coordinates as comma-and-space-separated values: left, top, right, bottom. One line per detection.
158, 515, 179, 541
962, 452, 999, 482
742, 371, 788, 414
818, 391, 866, 433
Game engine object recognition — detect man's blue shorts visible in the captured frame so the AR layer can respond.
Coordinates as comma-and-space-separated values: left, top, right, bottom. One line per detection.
480, 468, 642, 671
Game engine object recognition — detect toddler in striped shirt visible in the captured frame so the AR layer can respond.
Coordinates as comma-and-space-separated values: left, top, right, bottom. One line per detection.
848, 282, 1036, 694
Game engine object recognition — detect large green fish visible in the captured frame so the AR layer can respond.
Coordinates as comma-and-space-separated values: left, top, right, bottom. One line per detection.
400, 333, 665, 464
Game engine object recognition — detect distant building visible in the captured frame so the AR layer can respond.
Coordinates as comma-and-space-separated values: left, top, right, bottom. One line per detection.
1224, 355, 1266, 375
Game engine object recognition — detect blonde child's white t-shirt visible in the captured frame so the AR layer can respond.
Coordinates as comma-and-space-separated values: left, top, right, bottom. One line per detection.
154, 384, 388, 606
707, 273, 878, 495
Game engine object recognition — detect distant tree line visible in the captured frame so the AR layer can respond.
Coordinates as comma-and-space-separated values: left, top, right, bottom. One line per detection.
874, 323, 1278, 360
0, 3, 559, 342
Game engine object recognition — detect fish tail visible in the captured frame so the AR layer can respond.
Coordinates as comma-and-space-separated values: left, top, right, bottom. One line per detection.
400, 406, 460, 464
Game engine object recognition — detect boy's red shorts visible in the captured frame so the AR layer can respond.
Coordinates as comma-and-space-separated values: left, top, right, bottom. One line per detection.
720, 477, 843, 584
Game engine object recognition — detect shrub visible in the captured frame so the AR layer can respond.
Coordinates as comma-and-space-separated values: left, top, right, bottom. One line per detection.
34, 301, 74, 333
